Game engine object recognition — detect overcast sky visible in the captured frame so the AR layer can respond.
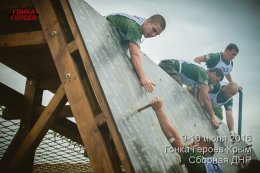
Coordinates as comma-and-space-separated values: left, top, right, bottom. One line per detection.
0, 0, 259, 159
86, 0, 260, 157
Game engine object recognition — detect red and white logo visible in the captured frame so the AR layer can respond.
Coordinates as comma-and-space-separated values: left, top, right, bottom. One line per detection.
9, 7, 39, 21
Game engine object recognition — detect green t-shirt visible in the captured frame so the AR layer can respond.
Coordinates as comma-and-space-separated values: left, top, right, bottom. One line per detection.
210, 83, 233, 110
106, 15, 142, 45
181, 147, 207, 173
205, 52, 233, 68
181, 62, 209, 85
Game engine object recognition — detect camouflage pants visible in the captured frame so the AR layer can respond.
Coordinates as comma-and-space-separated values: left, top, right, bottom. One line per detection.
158, 59, 182, 85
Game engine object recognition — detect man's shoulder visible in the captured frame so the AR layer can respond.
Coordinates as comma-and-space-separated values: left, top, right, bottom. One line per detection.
106, 13, 143, 26
107, 14, 135, 24
224, 97, 233, 108
206, 52, 221, 61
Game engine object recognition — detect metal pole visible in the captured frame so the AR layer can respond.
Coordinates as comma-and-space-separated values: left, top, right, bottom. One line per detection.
238, 90, 243, 136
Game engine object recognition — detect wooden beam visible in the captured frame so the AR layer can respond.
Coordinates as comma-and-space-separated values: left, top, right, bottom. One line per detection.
36, 105, 105, 127
38, 106, 105, 127
19, 78, 43, 172
0, 58, 40, 80
2, 104, 72, 120
5, 85, 67, 172
22, 79, 43, 130
61, 0, 134, 172
33, 1, 117, 172
36, 105, 73, 118
0, 31, 46, 48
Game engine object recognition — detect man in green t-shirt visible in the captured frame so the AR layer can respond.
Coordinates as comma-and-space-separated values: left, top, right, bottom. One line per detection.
150, 97, 217, 173
207, 82, 239, 137
196, 81, 239, 139
194, 43, 239, 83
159, 59, 224, 128
106, 13, 166, 93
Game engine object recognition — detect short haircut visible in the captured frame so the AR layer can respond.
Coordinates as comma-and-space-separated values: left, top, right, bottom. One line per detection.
148, 14, 166, 30
226, 81, 239, 93
208, 68, 224, 81
225, 43, 239, 53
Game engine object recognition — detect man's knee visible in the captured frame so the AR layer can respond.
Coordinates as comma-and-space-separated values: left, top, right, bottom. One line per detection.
159, 60, 178, 73
159, 60, 182, 85
171, 74, 182, 85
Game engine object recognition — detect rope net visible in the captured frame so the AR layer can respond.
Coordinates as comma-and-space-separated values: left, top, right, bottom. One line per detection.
0, 111, 93, 173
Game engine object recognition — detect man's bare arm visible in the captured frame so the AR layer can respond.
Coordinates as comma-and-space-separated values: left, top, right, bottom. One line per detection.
194, 55, 206, 64
226, 110, 234, 132
128, 42, 154, 93
151, 97, 184, 154
199, 85, 220, 128
226, 73, 233, 82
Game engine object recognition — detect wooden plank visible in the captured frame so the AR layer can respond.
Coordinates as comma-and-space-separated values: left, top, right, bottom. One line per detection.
22, 79, 43, 130
37, 106, 105, 126
61, 0, 134, 172
0, 57, 40, 80
5, 85, 67, 172
0, 44, 58, 81
18, 78, 43, 172
0, 31, 46, 48
3, 104, 72, 120
33, 1, 118, 172
36, 105, 72, 118
3, 104, 107, 132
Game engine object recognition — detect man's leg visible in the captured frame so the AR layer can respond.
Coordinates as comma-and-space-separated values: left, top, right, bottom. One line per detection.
159, 60, 182, 85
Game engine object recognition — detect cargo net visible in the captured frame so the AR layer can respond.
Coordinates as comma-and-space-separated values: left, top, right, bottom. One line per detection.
0, 108, 93, 173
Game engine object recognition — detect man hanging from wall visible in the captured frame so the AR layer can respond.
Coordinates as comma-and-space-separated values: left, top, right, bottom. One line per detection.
106, 13, 166, 93
199, 82, 239, 139
158, 58, 224, 128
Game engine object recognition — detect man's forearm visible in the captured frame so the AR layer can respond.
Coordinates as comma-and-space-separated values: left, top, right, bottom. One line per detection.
226, 110, 234, 131
155, 109, 182, 142
199, 86, 215, 118
194, 55, 206, 64
226, 73, 233, 82
203, 98, 215, 119
131, 53, 146, 80
151, 97, 184, 152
